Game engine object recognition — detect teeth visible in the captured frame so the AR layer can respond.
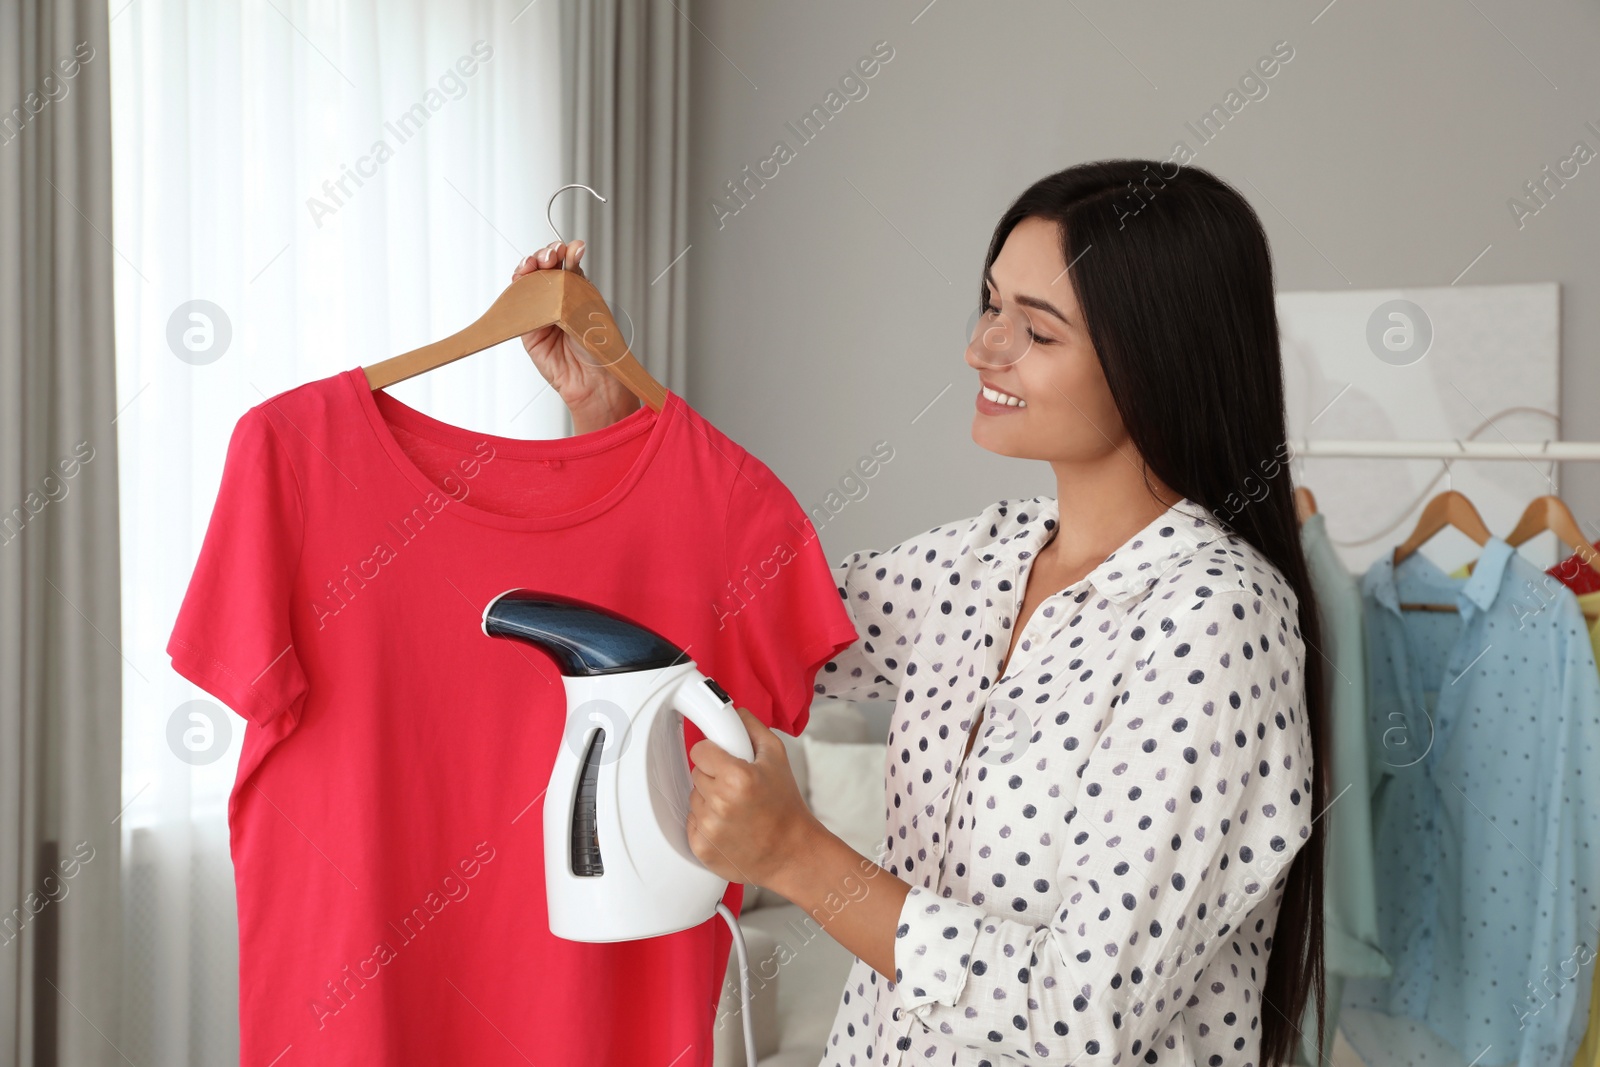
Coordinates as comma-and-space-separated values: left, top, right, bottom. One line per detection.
981, 385, 1027, 409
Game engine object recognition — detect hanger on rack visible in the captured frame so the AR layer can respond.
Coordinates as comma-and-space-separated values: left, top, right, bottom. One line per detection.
1393, 489, 1493, 612
361, 183, 668, 412
1293, 486, 1317, 525
1504, 495, 1600, 576
1505, 495, 1600, 622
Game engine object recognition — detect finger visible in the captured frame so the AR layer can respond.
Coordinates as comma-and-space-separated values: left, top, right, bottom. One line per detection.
732, 710, 784, 758
735, 704, 769, 737
689, 737, 736, 775
734, 705, 783, 759
685, 814, 710, 861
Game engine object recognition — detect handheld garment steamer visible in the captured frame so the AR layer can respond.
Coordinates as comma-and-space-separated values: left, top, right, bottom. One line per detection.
481, 590, 762, 1065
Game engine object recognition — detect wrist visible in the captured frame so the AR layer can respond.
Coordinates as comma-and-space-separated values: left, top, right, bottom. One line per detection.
765, 813, 835, 902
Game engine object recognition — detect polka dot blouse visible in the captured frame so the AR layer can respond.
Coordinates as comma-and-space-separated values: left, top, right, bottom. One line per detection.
812, 496, 1314, 1066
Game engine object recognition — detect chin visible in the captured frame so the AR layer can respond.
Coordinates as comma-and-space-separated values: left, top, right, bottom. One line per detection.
971, 418, 1031, 459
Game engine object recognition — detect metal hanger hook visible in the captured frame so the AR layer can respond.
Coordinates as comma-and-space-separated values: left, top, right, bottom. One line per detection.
546, 183, 607, 264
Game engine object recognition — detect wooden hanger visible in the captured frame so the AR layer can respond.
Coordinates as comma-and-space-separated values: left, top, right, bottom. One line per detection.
1448, 495, 1600, 622
1506, 495, 1600, 622
1505, 495, 1600, 576
1293, 486, 1317, 525
361, 184, 668, 412
1393, 489, 1493, 612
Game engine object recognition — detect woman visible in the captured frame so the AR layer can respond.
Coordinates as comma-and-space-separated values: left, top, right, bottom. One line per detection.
516, 159, 1327, 1067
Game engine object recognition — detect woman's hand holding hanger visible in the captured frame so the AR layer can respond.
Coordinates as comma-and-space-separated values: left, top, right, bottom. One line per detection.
513, 240, 643, 435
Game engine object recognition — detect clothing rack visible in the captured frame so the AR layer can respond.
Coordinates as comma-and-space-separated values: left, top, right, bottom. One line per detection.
1293, 439, 1600, 461
1292, 437, 1600, 618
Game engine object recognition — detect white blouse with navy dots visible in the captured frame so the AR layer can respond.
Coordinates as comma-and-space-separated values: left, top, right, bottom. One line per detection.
812, 497, 1314, 1067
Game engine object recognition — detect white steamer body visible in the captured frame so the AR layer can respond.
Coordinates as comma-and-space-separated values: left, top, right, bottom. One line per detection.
544, 663, 754, 942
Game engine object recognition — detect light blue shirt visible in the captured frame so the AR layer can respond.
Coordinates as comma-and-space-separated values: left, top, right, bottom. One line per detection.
1340, 536, 1600, 1067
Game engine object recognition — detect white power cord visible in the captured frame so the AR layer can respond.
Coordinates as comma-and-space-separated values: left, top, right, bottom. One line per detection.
715, 901, 758, 1067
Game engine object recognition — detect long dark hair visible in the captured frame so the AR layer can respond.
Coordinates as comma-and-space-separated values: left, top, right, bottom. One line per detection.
981, 160, 1327, 1066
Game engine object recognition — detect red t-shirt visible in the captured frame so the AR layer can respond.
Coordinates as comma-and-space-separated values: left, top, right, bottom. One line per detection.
1550, 541, 1600, 594
167, 367, 857, 1066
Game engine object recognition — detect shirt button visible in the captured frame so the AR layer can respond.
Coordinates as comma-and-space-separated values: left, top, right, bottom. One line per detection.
892, 1007, 902, 1020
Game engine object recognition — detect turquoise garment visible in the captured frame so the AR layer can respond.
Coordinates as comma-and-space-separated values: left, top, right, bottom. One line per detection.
1340, 537, 1600, 1067
1293, 513, 1392, 1067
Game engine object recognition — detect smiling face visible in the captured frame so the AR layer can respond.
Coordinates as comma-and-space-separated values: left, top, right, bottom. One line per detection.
966, 216, 1130, 465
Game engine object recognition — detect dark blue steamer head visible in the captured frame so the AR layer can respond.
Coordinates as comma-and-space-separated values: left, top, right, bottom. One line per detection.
480, 591, 686, 676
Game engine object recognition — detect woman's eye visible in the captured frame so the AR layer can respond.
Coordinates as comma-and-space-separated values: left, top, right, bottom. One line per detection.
981, 297, 1056, 344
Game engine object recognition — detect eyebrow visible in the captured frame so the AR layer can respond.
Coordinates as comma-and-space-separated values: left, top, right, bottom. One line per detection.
983, 266, 1071, 326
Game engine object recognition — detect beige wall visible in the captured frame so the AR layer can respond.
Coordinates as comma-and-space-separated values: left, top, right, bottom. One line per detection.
684, 0, 1600, 563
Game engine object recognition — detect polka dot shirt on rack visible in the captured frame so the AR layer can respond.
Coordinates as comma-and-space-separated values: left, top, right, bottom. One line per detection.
812, 496, 1314, 1066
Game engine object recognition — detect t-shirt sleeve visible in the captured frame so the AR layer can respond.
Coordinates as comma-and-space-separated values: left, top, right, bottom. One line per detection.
166, 404, 309, 729
714, 451, 859, 737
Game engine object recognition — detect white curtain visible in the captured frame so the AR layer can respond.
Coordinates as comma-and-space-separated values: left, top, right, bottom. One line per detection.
109, 2, 569, 1060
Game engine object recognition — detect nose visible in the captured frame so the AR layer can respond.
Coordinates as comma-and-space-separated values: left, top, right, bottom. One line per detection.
964, 306, 1032, 370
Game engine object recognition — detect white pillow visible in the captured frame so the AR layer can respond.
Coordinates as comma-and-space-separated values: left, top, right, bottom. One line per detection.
798, 735, 888, 867
803, 698, 873, 743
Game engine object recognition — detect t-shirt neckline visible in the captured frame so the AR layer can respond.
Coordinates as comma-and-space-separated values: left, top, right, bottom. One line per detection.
344, 366, 677, 532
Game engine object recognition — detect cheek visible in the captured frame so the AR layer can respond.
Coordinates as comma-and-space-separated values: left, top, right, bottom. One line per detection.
1081, 375, 1122, 426
1021, 348, 1126, 443
1017, 345, 1107, 412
